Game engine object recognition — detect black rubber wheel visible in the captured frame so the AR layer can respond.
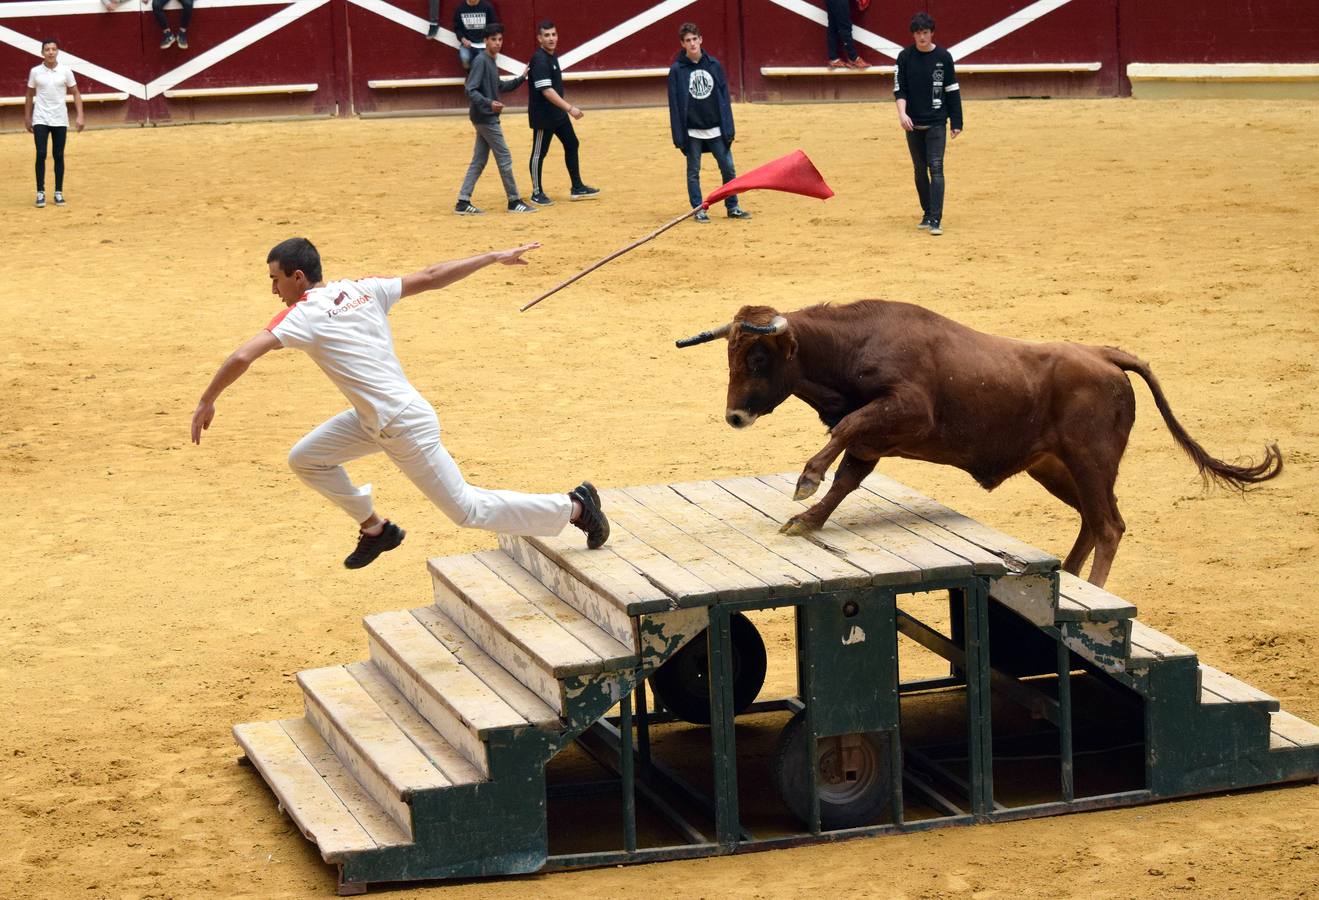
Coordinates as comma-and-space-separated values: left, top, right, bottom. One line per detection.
649, 612, 767, 725
774, 710, 893, 830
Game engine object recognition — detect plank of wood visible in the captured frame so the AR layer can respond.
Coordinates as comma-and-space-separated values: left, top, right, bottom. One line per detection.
497, 536, 639, 647
1198, 664, 1280, 710
511, 531, 672, 614
474, 550, 637, 667
298, 665, 451, 836
603, 487, 764, 600
1269, 710, 1319, 750
233, 719, 380, 861
712, 475, 924, 586
1128, 620, 1197, 664
431, 554, 606, 677
363, 611, 526, 779
990, 573, 1058, 626
344, 661, 484, 787
624, 483, 816, 599
410, 605, 559, 730
859, 471, 1059, 574
755, 474, 981, 581
1057, 572, 1137, 622
278, 715, 413, 849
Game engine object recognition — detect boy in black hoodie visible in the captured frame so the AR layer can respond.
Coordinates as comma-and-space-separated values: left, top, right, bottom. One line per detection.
666, 22, 751, 223
894, 12, 963, 235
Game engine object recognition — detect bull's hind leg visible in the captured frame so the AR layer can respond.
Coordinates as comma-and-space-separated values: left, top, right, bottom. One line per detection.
1062, 456, 1126, 588
783, 451, 878, 535
1026, 456, 1094, 576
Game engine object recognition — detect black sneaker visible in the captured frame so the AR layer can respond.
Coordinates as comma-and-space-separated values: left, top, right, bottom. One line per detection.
176, 28, 188, 49
570, 482, 609, 549
54, 191, 65, 205
569, 184, 600, 200
426, 21, 439, 39
929, 220, 943, 236
917, 214, 932, 230
454, 199, 483, 215
529, 191, 554, 206
160, 29, 175, 49
693, 209, 710, 223
508, 198, 537, 213
344, 521, 405, 569
35, 191, 45, 208
727, 206, 752, 220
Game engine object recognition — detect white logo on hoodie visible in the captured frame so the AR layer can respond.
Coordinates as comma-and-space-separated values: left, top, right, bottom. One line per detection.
688, 69, 714, 100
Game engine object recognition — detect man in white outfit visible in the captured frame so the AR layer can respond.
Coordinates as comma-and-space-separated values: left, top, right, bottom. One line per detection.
190, 237, 609, 568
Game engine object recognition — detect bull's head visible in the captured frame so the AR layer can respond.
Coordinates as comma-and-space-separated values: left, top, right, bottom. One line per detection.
677, 305, 798, 429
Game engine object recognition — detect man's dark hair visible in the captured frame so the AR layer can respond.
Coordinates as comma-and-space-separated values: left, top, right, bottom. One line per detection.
267, 237, 322, 284
40, 37, 59, 49
910, 12, 935, 32
537, 20, 555, 34
678, 22, 701, 40
484, 22, 504, 38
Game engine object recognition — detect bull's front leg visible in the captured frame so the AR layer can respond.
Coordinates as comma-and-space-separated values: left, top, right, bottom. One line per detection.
783, 389, 934, 534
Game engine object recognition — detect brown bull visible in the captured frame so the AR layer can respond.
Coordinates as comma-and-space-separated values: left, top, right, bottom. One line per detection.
677, 301, 1282, 587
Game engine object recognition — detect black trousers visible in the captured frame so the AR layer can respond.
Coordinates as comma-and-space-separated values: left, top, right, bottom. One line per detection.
529, 119, 582, 196
33, 124, 67, 192
825, 0, 857, 61
153, 0, 194, 31
905, 122, 948, 220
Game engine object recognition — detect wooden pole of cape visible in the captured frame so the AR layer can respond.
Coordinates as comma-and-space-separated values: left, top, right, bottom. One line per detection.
519, 206, 702, 312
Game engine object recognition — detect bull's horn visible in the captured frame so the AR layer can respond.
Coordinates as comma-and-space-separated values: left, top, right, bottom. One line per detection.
675, 322, 732, 348
738, 315, 789, 335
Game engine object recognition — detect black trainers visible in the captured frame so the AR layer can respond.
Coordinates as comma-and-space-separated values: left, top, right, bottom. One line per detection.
344, 521, 405, 569
569, 184, 600, 200
570, 482, 609, 549
727, 206, 752, 220
917, 214, 932, 230
426, 21, 439, 39
160, 29, 175, 49
454, 199, 483, 215
35, 191, 45, 208
54, 191, 65, 205
693, 209, 710, 223
529, 191, 553, 206
177, 28, 188, 49
929, 220, 943, 236
508, 198, 537, 213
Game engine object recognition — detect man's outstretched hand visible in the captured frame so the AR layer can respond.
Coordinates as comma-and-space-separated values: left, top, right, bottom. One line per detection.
497, 242, 541, 265
190, 401, 215, 444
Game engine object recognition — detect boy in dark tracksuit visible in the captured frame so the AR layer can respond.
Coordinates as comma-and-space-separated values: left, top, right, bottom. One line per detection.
455, 23, 533, 215
894, 12, 963, 235
666, 22, 751, 223
527, 20, 599, 205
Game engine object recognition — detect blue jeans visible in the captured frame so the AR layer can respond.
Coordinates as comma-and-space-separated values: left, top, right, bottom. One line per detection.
685, 135, 739, 211
905, 122, 947, 220
458, 44, 478, 70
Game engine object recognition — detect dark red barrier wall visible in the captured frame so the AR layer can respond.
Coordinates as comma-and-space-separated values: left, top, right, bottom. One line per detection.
2, 0, 1316, 128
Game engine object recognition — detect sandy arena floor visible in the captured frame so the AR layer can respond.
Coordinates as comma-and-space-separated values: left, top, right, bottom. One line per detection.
2, 98, 1317, 898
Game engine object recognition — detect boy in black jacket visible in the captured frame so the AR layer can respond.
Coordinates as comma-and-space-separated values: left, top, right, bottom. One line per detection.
894, 12, 963, 235
667, 22, 751, 223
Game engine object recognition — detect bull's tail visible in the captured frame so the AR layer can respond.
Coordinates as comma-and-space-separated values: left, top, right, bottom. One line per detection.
1100, 347, 1283, 490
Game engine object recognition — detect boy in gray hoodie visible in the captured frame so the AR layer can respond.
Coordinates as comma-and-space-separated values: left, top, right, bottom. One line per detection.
456, 23, 534, 215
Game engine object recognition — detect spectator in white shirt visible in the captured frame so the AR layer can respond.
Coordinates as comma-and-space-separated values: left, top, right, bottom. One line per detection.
24, 38, 84, 208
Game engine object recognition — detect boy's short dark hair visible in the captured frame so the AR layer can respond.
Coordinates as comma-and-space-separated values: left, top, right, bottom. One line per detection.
910, 12, 935, 32
267, 237, 322, 285
678, 22, 701, 40
537, 20, 555, 34
484, 22, 504, 38
40, 37, 59, 49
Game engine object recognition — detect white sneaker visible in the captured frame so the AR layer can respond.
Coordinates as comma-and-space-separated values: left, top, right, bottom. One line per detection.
54, 191, 65, 205
35, 191, 45, 208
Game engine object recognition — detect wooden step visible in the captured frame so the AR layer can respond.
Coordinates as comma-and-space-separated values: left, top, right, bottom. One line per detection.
429, 552, 634, 713
1127, 620, 1197, 670
297, 666, 452, 839
234, 718, 409, 861
345, 661, 484, 787
1269, 710, 1319, 750
1198, 664, 1280, 710
1055, 572, 1137, 623
363, 610, 529, 777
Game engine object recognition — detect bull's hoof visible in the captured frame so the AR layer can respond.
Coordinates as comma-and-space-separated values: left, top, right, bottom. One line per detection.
780, 518, 816, 536
793, 475, 821, 501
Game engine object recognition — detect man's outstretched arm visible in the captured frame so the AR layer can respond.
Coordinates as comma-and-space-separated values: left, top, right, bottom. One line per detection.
191, 331, 282, 444
399, 242, 541, 299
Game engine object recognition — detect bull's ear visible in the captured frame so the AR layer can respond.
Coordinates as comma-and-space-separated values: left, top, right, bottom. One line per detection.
779, 328, 798, 360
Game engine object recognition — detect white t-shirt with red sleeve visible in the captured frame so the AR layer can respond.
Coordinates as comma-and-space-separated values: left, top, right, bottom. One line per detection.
266, 277, 421, 434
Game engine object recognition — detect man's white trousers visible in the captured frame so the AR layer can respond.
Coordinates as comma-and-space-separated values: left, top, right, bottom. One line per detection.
288, 399, 572, 535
